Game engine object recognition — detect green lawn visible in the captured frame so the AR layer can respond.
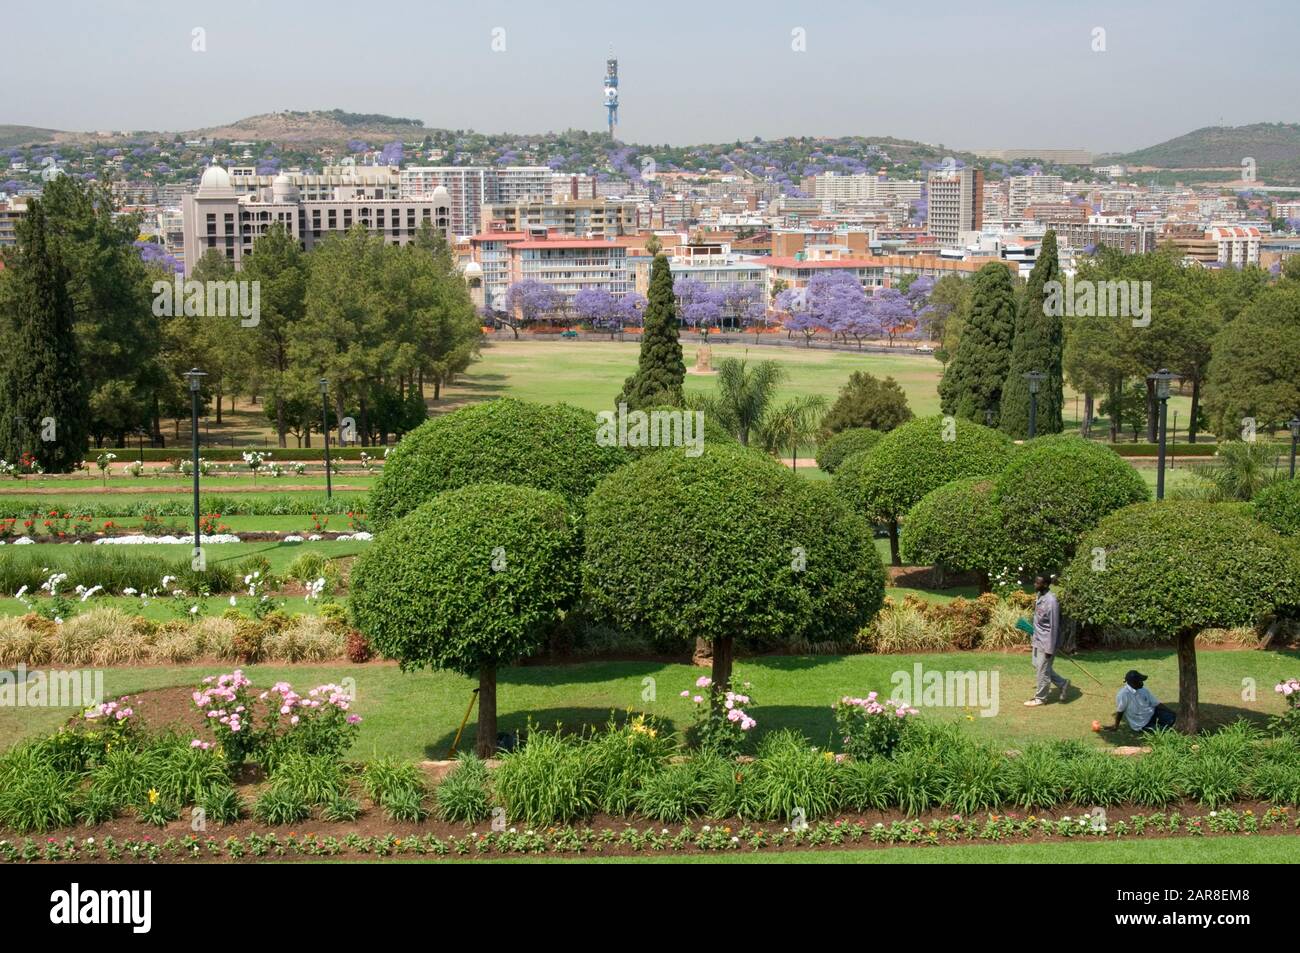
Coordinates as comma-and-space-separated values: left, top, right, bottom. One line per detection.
471, 835, 1300, 864
3, 649, 1294, 758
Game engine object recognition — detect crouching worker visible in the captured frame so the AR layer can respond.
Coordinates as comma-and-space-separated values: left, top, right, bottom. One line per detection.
1103, 670, 1176, 733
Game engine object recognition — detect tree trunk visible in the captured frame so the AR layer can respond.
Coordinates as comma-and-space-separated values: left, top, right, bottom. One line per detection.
710, 635, 734, 695
215, 387, 223, 425
692, 637, 712, 667
276, 392, 287, 449
888, 518, 901, 566
1083, 392, 1094, 437
1176, 630, 1198, 735
476, 666, 498, 758
1188, 376, 1201, 444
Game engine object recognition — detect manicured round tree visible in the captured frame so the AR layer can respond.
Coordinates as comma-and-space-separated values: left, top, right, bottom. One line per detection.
582, 443, 884, 690
993, 435, 1149, 575
350, 483, 579, 757
627, 405, 737, 456
1253, 479, 1300, 537
900, 477, 1011, 589
815, 427, 882, 474
368, 398, 629, 529
1059, 501, 1300, 734
833, 414, 1014, 565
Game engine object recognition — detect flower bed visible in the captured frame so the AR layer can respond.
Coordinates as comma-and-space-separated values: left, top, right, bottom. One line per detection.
4, 670, 1300, 864
4, 805, 1293, 863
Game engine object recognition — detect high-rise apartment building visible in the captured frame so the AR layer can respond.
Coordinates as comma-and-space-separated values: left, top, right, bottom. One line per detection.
1008, 174, 1065, 218
926, 168, 984, 247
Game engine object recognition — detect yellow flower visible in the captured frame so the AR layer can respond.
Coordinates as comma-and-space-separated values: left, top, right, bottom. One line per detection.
147, 788, 159, 805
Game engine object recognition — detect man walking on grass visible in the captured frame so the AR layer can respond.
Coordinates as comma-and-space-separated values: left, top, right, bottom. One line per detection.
1024, 574, 1069, 707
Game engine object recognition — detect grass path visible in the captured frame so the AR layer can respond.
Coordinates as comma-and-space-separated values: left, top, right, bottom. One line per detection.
464, 834, 1300, 864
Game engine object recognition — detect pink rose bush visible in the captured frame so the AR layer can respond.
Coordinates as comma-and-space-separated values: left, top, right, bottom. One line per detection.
834, 691, 919, 760
684, 677, 757, 758
192, 670, 362, 768
1272, 678, 1300, 737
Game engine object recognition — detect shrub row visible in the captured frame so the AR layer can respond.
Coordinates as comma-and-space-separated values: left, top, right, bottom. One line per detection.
0, 608, 357, 666
86, 446, 390, 463
0, 494, 365, 518
860, 593, 1033, 652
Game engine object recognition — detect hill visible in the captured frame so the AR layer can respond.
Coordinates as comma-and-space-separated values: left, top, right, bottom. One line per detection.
1103, 122, 1300, 183
187, 110, 427, 145
0, 124, 69, 149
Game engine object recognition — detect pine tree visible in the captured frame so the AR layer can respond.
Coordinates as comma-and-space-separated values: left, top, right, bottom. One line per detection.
938, 262, 1016, 427
1001, 230, 1064, 438
617, 254, 684, 408
0, 200, 89, 472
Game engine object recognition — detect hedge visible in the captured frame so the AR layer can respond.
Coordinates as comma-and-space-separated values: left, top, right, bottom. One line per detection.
368, 399, 630, 529
1106, 442, 1218, 457
85, 446, 391, 463
0, 495, 363, 518
1254, 480, 1300, 537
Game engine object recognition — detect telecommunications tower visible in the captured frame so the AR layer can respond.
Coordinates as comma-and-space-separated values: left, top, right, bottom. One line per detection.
604, 54, 619, 138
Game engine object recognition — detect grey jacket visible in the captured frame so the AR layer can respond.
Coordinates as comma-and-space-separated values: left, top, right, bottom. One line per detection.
1033, 590, 1060, 653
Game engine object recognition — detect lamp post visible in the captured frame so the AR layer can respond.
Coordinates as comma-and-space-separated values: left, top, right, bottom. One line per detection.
1024, 371, 1046, 439
319, 378, 332, 500
183, 368, 207, 562
1148, 368, 1175, 500
1289, 417, 1300, 479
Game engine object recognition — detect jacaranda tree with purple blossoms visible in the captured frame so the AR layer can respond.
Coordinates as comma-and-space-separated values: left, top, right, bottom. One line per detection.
675, 277, 724, 337
503, 279, 562, 338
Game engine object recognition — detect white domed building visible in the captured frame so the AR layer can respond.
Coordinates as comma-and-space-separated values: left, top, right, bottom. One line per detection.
181, 162, 453, 274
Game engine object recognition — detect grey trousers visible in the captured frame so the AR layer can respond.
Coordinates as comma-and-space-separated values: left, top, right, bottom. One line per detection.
1033, 647, 1067, 701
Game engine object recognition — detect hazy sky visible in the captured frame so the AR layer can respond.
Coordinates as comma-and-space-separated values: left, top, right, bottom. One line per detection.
4, 0, 1295, 153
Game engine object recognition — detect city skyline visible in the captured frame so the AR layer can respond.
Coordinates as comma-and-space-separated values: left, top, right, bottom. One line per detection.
2, 0, 1297, 153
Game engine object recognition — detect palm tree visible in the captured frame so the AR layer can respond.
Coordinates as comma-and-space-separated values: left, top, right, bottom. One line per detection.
688, 356, 785, 446
760, 395, 828, 470
1193, 440, 1282, 501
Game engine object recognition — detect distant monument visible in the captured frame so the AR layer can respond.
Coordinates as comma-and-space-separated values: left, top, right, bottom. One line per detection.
690, 343, 715, 375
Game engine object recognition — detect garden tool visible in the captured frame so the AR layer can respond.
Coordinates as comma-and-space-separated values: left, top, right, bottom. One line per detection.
446, 688, 479, 759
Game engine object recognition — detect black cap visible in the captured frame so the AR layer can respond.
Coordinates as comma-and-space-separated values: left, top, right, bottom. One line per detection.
1124, 670, 1147, 687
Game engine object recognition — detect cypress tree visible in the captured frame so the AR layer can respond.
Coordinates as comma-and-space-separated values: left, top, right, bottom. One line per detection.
617, 254, 684, 408
938, 262, 1016, 427
0, 200, 89, 472
1001, 230, 1064, 438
